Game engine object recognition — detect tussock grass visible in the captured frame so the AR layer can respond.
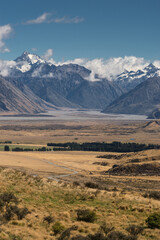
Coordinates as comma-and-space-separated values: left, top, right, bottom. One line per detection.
0, 168, 159, 239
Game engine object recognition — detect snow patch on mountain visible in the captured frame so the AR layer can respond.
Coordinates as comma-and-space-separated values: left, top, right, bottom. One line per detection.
15, 51, 45, 65
16, 61, 31, 72
53, 56, 150, 81
0, 52, 160, 86
117, 63, 160, 82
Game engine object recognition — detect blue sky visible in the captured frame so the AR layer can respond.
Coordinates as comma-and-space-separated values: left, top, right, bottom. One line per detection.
0, 0, 160, 61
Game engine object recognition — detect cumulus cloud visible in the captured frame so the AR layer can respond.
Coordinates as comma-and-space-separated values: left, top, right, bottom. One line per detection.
54, 56, 150, 81
153, 60, 160, 68
0, 24, 13, 52
25, 13, 50, 24
43, 49, 53, 61
0, 60, 16, 76
0, 50, 153, 82
31, 63, 54, 78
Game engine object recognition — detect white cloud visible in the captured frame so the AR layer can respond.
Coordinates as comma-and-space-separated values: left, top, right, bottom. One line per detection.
0, 60, 16, 76
54, 56, 150, 81
25, 13, 84, 25
25, 13, 50, 24
52, 16, 84, 24
153, 60, 160, 68
0, 52, 153, 82
43, 49, 53, 61
0, 24, 13, 53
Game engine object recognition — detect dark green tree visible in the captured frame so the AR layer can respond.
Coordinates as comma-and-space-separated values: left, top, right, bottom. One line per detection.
4, 145, 10, 151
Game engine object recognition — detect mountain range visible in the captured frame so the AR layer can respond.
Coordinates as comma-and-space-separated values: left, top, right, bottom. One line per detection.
2, 51, 125, 111
115, 63, 160, 91
0, 51, 160, 117
103, 77, 160, 115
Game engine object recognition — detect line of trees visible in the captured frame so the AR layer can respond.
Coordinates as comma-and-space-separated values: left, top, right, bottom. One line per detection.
0, 141, 12, 144
4, 146, 52, 152
3, 141, 160, 153
47, 141, 160, 153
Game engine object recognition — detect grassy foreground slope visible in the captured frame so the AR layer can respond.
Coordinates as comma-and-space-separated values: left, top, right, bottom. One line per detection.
0, 167, 159, 240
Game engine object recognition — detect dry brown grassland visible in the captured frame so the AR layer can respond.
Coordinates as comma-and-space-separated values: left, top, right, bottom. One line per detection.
0, 119, 159, 239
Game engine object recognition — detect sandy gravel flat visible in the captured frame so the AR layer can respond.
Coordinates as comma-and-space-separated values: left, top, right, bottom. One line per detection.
0, 151, 108, 178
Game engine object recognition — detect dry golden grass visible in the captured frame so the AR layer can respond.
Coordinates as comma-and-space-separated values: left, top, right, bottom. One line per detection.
0, 167, 159, 240
0, 119, 160, 144
0, 119, 159, 239
0, 149, 160, 181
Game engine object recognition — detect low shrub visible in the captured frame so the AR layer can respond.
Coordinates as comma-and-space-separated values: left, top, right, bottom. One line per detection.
85, 182, 99, 189
58, 225, 78, 240
112, 187, 118, 192
52, 221, 65, 235
73, 181, 80, 186
15, 207, 30, 220
71, 231, 137, 240
3, 206, 14, 221
64, 193, 75, 204
88, 232, 106, 240
107, 231, 137, 240
126, 225, 144, 236
143, 191, 160, 200
0, 192, 18, 205
100, 222, 114, 235
3, 205, 29, 221
130, 159, 140, 163
71, 233, 106, 240
0, 192, 29, 223
43, 215, 54, 224
146, 212, 160, 229
77, 209, 97, 223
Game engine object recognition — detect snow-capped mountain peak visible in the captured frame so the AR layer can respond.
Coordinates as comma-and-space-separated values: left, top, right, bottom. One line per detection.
14, 51, 46, 73
15, 51, 46, 65
144, 63, 159, 73
115, 63, 160, 91
117, 63, 160, 80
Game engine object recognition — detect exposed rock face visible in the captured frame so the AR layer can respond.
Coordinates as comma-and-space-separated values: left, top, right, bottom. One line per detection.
67, 79, 124, 109
0, 76, 56, 113
115, 63, 160, 91
103, 77, 160, 115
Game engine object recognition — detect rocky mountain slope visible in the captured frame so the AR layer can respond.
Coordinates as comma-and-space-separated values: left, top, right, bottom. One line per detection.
0, 76, 56, 113
103, 77, 160, 115
67, 78, 124, 109
115, 63, 160, 91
